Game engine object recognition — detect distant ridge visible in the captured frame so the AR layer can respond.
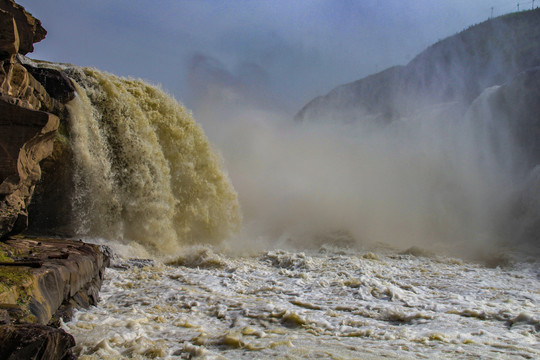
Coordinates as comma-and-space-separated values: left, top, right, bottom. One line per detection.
295, 9, 540, 123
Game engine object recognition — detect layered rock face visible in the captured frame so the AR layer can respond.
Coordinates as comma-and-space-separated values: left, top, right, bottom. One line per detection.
0, 238, 110, 325
0, 0, 68, 239
0, 2, 104, 357
0, 237, 110, 360
0, 0, 46, 56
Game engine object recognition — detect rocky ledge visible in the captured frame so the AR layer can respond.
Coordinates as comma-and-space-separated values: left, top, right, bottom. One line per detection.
0, 237, 110, 359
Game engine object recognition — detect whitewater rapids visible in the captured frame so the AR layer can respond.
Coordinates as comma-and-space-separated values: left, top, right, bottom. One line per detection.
63, 244, 539, 359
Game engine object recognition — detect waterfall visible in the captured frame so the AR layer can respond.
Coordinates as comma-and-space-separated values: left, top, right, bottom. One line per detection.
63, 66, 241, 254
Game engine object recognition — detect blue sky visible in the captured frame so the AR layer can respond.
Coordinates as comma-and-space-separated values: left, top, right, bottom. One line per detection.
18, 0, 526, 116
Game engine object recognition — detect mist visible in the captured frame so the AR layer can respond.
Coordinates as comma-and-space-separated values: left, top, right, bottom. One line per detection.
193, 83, 526, 257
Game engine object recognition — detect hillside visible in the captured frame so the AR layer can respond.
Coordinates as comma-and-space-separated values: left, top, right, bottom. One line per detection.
295, 9, 540, 123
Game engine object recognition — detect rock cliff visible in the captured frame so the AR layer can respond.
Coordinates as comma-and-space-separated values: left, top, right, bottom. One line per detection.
0, 1, 109, 358
0, 0, 68, 239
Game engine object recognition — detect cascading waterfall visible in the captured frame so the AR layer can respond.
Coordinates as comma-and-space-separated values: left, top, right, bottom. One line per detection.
62, 66, 241, 254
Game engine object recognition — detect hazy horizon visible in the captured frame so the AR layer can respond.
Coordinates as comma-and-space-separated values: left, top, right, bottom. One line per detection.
17, 0, 525, 117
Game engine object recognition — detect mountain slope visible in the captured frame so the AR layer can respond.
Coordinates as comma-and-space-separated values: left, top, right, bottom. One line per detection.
295, 9, 540, 123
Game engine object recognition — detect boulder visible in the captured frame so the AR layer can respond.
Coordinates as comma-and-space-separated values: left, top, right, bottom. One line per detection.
0, 324, 75, 360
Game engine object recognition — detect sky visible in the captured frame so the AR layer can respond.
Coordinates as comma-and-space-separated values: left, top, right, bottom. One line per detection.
18, 0, 527, 117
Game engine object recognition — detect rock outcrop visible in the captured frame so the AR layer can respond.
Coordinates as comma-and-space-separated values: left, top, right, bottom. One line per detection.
0, 238, 110, 325
0, 104, 59, 238
0, 0, 74, 239
0, 237, 110, 359
0, 0, 46, 56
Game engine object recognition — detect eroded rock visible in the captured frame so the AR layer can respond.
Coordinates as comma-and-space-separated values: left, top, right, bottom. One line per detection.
0, 0, 67, 238
0, 101, 58, 238
0, 8, 19, 57
0, 0, 46, 56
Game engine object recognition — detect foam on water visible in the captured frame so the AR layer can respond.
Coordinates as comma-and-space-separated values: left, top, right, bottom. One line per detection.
64, 244, 539, 359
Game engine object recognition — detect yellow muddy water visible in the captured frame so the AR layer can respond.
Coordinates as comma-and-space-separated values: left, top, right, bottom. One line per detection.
64, 67, 241, 254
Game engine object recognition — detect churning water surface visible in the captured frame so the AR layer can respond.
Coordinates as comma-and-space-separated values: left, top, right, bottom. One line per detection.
64, 242, 539, 359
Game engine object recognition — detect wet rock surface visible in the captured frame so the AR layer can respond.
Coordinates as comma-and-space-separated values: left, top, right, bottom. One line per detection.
0, 236, 110, 359
23, 63, 76, 104
0, 323, 76, 360
0, 237, 110, 325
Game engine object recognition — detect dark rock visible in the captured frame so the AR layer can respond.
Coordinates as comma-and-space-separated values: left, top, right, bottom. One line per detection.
47, 302, 73, 328
0, 305, 24, 323
0, 260, 42, 267
26, 136, 75, 237
23, 64, 76, 103
0, 309, 9, 324
0, 324, 75, 360
0, 100, 59, 238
